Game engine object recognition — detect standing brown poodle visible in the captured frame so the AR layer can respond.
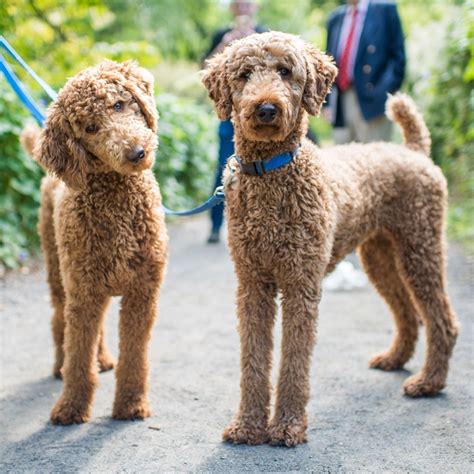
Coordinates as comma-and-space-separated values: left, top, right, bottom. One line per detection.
202, 32, 459, 447
22, 60, 168, 425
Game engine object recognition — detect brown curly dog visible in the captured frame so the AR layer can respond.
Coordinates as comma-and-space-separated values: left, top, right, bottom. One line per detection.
21, 60, 168, 425
202, 32, 459, 447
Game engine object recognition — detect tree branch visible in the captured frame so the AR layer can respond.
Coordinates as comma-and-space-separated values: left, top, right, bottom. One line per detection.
28, 0, 68, 43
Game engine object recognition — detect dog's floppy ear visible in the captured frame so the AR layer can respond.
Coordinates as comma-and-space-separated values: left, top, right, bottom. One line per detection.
37, 103, 88, 189
202, 51, 232, 121
119, 61, 158, 133
302, 43, 338, 116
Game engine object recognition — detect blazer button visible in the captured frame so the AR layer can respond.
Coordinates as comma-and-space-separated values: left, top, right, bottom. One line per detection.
366, 82, 374, 91
363, 64, 372, 74
367, 44, 376, 54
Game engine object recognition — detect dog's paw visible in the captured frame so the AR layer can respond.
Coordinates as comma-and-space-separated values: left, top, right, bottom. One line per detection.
112, 399, 151, 420
97, 353, 115, 373
223, 417, 268, 445
268, 418, 307, 447
369, 351, 405, 371
50, 399, 90, 425
403, 373, 445, 397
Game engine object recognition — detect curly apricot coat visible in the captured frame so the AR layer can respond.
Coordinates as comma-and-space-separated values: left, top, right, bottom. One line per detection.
21, 60, 168, 425
202, 32, 458, 447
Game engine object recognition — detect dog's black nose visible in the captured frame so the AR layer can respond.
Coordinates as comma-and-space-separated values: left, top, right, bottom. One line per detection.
128, 146, 145, 163
256, 103, 278, 123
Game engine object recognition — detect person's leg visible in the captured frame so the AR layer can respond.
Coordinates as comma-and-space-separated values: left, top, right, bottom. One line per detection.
350, 92, 393, 143
345, 88, 368, 143
333, 90, 351, 145
209, 120, 234, 243
337, 88, 360, 144
363, 115, 393, 142
333, 126, 351, 145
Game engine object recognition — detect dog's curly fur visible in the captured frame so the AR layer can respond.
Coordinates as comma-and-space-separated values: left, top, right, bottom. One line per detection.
21, 60, 168, 425
202, 32, 459, 447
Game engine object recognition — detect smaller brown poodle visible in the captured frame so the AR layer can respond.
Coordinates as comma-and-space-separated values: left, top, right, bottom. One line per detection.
22, 60, 168, 425
202, 32, 459, 447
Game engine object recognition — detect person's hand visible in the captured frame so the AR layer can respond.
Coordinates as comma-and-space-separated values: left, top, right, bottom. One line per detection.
322, 107, 333, 123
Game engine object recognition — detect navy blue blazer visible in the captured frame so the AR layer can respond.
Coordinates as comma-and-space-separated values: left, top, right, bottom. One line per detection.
325, 0, 406, 127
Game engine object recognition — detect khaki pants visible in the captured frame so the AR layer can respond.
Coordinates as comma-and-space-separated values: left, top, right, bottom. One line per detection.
333, 88, 392, 144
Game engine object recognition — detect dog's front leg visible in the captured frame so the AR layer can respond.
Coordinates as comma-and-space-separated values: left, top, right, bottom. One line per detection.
223, 275, 277, 445
112, 286, 158, 420
50, 293, 110, 425
268, 283, 320, 447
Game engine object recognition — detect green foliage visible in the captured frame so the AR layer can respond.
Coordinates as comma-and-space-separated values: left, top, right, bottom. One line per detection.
448, 200, 474, 254
423, 3, 474, 247
154, 94, 217, 212
1, 0, 161, 91
425, 6, 473, 182
0, 88, 43, 269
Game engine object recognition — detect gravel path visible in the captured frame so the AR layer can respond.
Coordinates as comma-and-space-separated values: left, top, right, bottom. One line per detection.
1, 216, 472, 473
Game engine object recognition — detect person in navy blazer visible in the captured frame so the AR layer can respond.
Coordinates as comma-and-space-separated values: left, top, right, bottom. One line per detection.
324, 0, 406, 144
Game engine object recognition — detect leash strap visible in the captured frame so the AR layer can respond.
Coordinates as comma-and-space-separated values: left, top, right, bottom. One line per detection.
162, 186, 225, 216
0, 54, 47, 125
234, 147, 299, 176
0, 36, 57, 101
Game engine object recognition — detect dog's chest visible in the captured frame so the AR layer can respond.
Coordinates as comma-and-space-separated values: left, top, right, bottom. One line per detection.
226, 172, 331, 274
57, 179, 167, 292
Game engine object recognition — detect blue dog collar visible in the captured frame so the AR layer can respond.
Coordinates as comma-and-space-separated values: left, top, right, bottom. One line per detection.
234, 146, 300, 176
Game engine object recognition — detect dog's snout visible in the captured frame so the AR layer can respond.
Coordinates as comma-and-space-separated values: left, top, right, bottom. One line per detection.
128, 146, 145, 164
256, 103, 278, 124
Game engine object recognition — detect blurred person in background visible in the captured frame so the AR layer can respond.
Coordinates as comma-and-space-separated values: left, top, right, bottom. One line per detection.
324, 0, 406, 144
204, 0, 266, 244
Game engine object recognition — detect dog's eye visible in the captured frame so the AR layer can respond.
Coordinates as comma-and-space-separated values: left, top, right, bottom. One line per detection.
85, 124, 98, 134
240, 71, 251, 80
278, 68, 291, 77
113, 101, 124, 112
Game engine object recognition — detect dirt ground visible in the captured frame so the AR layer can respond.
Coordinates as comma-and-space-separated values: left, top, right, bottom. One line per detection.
1, 216, 472, 473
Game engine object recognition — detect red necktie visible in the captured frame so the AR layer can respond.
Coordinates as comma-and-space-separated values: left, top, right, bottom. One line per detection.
337, 8, 358, 91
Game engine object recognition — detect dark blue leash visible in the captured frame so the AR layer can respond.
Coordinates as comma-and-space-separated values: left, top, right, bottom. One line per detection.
162, 186, 225, 216
0, 37, 57, 101
0, 49, 47, 125
0, 36, 224, 217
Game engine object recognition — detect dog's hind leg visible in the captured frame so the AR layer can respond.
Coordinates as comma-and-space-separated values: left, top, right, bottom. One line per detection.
96, 308, 115, 372
393, 225, 459, 397
358, 232, 419, 371
39, 178, 114, 378
223, 274, 277, 445
38, 178, 66, 379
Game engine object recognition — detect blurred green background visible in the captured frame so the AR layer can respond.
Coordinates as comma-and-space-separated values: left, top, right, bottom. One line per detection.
0, 0, 472, 268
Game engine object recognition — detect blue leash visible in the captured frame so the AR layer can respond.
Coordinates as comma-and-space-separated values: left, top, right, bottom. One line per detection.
0, 36, 224, 217
0, 37, 57, 101
0, 53, 47, 125
162, 186, 225, 216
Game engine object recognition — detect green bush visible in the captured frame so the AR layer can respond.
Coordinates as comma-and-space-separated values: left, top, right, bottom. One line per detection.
424, 4, 474, 247
0, 89, 217, 269
0, 88, 43, 269
154, 94, 217, 213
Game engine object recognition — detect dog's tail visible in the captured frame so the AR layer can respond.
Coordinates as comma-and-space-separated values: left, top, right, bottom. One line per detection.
20, 124, 41, 158
385, 93, 431, 156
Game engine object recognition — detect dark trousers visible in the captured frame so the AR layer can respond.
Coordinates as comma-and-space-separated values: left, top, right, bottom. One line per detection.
210, 120, 234, 233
